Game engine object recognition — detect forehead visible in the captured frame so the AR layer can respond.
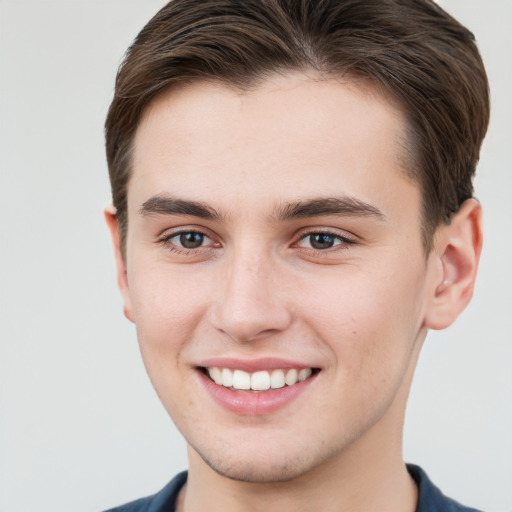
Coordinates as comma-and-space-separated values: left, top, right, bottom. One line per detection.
130, 73, 417, 221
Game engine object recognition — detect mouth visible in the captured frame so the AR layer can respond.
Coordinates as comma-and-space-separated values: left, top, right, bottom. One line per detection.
200, 366, 320, 392
196, 358, 321, 415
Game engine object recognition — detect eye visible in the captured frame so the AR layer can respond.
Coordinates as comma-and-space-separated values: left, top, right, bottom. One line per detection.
159, 229, 218, 253
296, 231, 354, 250
174, 231, 207, 249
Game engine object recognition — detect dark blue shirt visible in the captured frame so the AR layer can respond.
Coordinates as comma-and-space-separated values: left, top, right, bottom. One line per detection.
103, 464, 484, 511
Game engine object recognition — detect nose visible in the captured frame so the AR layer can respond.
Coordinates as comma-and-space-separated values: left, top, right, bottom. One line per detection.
209, 248, 293, 342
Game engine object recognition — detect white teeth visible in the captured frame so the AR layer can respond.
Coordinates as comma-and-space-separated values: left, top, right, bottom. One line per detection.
298, 368, 312, 381
285, 368, 298, 386
207, 366, 314, 391
209, 367, 223, 385
232, 369, 251, 390
251, 371, 271, 391
221, 368, 233, 388
270, 369, 285, 389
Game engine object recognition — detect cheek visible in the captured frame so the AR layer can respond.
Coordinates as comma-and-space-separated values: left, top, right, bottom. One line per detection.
127, 267, 211, 423
127, 264, 211, 373
130, 260, 206, 326
296, 261, 427, 378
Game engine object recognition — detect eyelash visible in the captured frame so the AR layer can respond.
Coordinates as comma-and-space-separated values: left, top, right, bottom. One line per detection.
158, 230, 218, 255
157, 229, 356, 255
295, 230, 356, 252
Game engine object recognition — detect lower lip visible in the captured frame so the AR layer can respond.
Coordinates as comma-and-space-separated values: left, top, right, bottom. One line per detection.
197, 370, 318, 416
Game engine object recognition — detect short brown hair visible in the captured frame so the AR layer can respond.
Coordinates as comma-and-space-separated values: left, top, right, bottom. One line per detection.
105, 0, 489, 251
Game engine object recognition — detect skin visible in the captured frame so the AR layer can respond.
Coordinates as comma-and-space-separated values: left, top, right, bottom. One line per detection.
106, 73, 482, 512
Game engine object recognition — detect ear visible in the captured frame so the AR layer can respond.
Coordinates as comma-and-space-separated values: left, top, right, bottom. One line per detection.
424, 198, 483, 330
104, 205, 135, 323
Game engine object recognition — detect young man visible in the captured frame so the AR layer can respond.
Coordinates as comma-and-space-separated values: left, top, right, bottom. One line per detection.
103, 1, 489, 511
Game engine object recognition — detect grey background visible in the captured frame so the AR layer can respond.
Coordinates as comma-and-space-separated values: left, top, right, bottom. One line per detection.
0, 1, 510, 511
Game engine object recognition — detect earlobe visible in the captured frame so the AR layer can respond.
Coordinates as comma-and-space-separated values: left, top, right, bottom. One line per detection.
424, 199, 483, 330
104, 205, 135, 323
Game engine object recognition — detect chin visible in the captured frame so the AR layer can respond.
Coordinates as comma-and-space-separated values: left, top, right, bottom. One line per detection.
201, 453, 314, 483
190, 435, 344, 484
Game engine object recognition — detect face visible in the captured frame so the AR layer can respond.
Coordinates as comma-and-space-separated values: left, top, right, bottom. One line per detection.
115, 74, 441, 482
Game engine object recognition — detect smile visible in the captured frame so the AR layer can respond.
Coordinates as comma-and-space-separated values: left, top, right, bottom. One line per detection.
205, 367, 314, 391
197, 359, 321, 415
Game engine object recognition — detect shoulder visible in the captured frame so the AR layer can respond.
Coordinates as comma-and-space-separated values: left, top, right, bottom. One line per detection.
407, 464, 484, 512
101, 471, 188, 512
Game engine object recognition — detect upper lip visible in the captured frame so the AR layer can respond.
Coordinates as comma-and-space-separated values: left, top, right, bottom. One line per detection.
197, 357, 320, 373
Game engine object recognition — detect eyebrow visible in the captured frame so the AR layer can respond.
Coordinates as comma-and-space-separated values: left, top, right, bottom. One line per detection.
273, 196, 386, 221
139, 194, 385, 223
139, 195, 223, 221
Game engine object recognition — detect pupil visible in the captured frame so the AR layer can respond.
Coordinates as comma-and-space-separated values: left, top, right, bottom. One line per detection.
180, 232, 204, 249
310, 233, 334, 249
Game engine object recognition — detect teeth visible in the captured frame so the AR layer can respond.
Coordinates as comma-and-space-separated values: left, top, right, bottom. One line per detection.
285, 368, 298, 386
209, 367, 223, 385
206, 367, 314, 391
270, 369, 285, 389
298, 368, 312, 381
221, 368, 233, 387
232, 369, 251, 390
251, 371, 271, 391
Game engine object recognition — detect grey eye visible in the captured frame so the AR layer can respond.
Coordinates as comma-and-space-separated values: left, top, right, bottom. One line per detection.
177, 232, 205, 249
308, 233, 336, 250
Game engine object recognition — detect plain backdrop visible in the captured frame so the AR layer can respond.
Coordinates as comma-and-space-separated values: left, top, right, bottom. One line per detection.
0, 1, 510, 511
